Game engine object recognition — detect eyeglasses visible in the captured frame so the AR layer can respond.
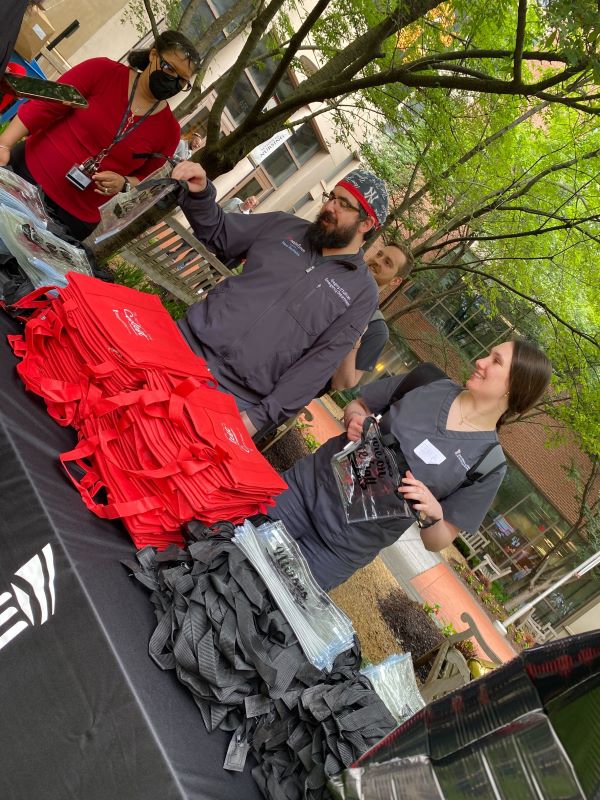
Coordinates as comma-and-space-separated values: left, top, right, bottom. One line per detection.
322, 191, 365, 216
158, 57, 193, 92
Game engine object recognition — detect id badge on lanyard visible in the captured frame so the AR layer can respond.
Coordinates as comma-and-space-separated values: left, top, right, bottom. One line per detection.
65, 73, 158, 191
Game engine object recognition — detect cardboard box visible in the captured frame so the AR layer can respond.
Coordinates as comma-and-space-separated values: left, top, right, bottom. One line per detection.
15, 6, 56, 61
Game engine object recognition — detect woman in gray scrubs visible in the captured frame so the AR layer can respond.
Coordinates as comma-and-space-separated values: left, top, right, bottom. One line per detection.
271, 339, 552, 590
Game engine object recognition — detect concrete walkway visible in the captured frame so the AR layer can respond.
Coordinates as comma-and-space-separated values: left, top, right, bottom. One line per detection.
304, 397, 518, 663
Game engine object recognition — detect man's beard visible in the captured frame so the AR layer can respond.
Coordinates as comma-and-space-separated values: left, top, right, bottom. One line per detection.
306, 210, 361, 250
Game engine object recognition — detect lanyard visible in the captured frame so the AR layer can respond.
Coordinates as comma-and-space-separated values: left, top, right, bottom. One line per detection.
87, 73, 159, 170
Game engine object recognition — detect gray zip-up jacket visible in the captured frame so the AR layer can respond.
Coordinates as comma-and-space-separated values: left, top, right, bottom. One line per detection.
180, 181, 379, 430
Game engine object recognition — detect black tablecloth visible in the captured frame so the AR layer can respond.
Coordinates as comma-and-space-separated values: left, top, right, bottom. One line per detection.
0, 311, 262, 800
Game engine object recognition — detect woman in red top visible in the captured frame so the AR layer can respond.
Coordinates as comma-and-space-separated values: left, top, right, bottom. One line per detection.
0, 30, 199, 240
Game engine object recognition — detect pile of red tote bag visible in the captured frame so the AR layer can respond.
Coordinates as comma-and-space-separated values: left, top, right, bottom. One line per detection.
8, 273, 287, 548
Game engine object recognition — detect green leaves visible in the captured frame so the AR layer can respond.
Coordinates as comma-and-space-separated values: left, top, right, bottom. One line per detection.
363, 85, 599, 453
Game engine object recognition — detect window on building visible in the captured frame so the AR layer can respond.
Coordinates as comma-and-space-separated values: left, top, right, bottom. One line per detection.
186, 0, 242, 39
226, 73, 261, 126
261, 146, 298, 187
187, 3, 224, 43
288, 123, 321, 164
477, 462, 574, 587
187, 106, 210, 140
247, 37, 295, 103
261, 124, 322, 187
221, 174, 272, 207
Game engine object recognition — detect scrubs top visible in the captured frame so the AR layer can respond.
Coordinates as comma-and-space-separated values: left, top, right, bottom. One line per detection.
271, 374, 506, 590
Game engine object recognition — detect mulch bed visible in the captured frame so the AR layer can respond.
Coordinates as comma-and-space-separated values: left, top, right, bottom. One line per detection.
262, 428, 311, 473
329, 559, 401, 665
377, 590, 445, 682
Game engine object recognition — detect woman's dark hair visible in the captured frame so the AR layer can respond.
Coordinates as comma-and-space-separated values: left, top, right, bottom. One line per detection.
128, 30, 200, 72
497, 339, 552, 428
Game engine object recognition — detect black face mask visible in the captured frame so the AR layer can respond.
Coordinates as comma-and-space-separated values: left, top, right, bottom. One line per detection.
148, 70, 181, 101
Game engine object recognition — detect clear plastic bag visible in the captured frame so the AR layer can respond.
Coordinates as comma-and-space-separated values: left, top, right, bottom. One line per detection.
0, 167, 51, 226
361, 653, 425, 724
331, 417, 416, 524
92, 163, 175, 244
0, 208, 93, 288
233, 519, 355, 671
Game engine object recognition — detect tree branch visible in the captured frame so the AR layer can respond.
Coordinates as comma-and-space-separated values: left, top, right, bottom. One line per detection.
413, 145, 600, 253
246, 0, 333, 122
513, 0, 528, 85
420, 261, 600, 347
205, 0, 287, 150
386, 101, 549, 227
416, 214, 600, 253
142, 0, 160, 40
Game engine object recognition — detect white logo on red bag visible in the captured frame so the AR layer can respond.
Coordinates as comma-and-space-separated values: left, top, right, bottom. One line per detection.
0, 544, 56, 653
222, 423, 251, 453
112, 308, 153, 340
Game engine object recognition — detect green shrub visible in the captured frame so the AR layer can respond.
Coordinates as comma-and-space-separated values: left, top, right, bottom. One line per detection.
489, 580, 510, 605
423, 601, 440, 618
294, 419, 319, 453
110, 258, 188, 320
455, 639, 476, 659
454, 536, 472, 559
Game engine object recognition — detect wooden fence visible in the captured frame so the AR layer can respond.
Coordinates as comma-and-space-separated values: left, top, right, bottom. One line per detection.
119, 214, 232, 306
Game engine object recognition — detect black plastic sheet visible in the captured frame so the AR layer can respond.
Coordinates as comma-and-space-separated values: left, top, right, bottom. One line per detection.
0, 311, 262, 800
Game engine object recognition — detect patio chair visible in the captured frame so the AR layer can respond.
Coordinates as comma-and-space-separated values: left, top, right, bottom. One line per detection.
458, 529, 489, 560
519, 611, 558, 644
414, 612, 503, 703
473, 553, 512, 582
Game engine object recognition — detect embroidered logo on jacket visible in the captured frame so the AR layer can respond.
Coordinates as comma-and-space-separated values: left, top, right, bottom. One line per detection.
455, 449, 470, 470
281, 237, 306, 256
324, 277, 351, 306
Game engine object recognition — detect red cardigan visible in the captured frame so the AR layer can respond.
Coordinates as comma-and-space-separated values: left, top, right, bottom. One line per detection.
18, 57, 181, 223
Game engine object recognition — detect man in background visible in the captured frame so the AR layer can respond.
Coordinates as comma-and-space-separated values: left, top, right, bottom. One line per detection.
222, 195, 259, 214
329, 241, 414, 390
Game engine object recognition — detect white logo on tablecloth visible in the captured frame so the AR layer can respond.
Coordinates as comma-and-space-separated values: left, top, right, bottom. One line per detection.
0, 544, 56, 653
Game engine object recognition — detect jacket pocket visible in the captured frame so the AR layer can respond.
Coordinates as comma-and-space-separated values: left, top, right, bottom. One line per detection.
287, 285, 346, 336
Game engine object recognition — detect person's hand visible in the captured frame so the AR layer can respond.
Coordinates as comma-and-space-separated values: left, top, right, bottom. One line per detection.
240, 410, 257, 438
0, 144, 11, 167
93, 171, 126, 196
397, 470, 443, 522
345, 410, 368, 442
172, 161, 208, 193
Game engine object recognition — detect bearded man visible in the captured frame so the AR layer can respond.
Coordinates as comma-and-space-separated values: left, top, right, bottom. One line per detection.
173, 161, 387, 437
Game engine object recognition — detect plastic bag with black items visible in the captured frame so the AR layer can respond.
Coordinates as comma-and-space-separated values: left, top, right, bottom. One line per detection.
0, 207, 94, 292
91, 169, 187, 244
331, 416, 416, 524
233, 519, 356, 672
0, 166, 52, 227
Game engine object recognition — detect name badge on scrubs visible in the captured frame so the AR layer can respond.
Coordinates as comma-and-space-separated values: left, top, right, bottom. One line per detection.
414, 439, 446, 465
